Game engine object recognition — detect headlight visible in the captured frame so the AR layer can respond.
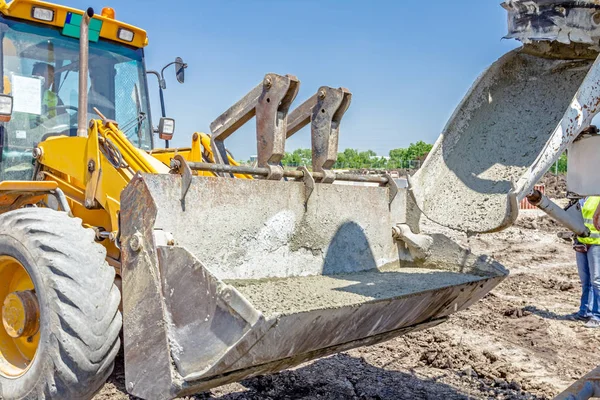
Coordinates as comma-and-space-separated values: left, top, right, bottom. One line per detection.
158, 118, 175, 140
118, 28, 134, 43
32, 7, 55, 22
0, 95, 14, 122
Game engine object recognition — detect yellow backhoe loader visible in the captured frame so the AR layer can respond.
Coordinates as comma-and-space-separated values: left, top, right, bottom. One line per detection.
0, 1, 514, 399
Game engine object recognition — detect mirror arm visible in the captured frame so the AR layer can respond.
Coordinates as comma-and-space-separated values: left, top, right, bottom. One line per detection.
149, 58, 187, 90
147, 58, 187, 149
147, 70, 166, 89
147, 69, 169, 147
160, 61, 177, 83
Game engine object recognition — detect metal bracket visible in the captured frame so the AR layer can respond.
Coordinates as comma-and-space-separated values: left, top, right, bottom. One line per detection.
84, 121, 102, 209
210, 74, 300, 171
265, 164, 284, 181
296, 166, 315, 207
50, 188, 73, 216
321, 170, 336, 184
392, 224, 433, 261
172, 155, 193, 202
385, 173, 399, 206
287, 87, 352, 179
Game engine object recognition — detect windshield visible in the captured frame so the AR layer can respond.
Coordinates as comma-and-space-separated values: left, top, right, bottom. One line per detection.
0, 17, 153, 180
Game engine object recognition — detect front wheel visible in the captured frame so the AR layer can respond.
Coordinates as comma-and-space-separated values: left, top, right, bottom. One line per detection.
0, 208, 121, 399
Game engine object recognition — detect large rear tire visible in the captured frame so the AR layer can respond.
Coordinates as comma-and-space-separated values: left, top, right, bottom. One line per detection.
0, 208, 121, 399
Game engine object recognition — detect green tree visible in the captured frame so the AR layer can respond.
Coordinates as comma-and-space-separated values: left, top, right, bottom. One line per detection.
389, 141, 433, 169
389, 149, 405, 168
372, 156, 388, 169
282, 142, 434, 170
406, 141, 433, 160
556, 152, 567, 174
358, 150, 377, 168
282, 148, 312, 167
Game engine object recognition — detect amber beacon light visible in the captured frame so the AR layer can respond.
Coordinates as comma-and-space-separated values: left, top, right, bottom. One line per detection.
101, 7, 115, 19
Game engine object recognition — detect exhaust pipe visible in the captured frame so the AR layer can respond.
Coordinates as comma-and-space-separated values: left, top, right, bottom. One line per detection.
77, 7, 94, 137
526, 190, 590, 237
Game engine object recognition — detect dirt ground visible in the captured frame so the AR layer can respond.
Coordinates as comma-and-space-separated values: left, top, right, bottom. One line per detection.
538, 174, 567, 199
95, 204, 600, 400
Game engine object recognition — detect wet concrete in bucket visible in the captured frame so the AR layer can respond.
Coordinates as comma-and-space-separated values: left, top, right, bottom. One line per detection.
227, 266, 483, 317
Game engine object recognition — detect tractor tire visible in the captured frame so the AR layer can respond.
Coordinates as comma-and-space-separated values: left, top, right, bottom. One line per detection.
0, 208, 122, 400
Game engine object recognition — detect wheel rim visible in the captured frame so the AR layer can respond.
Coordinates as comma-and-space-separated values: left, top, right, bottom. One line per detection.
0, 256, 40, 378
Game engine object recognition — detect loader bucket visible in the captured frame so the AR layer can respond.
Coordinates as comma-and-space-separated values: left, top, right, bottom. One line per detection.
409, 48, 600, 233
120, 174, 507, 400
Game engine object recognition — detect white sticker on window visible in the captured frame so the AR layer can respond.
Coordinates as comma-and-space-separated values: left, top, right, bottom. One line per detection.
15, 130, 26, 139
12, 75, 42, 115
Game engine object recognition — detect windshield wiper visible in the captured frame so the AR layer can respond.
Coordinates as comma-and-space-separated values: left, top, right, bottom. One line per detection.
133, 83, 143, 148
120, 111, 147, 144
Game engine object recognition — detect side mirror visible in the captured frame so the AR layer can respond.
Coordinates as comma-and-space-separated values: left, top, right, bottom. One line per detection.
158, 117, 175, 141
175, 57, 187, 84
0, 94, 13, 123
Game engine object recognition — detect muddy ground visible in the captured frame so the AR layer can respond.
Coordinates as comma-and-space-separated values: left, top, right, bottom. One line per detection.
95, 205, 599, 400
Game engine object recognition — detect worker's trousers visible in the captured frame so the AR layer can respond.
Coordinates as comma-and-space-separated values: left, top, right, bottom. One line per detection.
576, 245, 600, 321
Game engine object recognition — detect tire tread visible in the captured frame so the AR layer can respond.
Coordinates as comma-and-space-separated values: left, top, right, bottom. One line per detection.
0, 208, 121, 400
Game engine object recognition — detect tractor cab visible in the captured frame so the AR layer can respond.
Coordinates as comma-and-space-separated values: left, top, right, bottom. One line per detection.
0, 0, 153, 181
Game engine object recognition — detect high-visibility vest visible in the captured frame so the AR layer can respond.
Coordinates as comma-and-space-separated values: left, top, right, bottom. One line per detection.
579, 197, 600, 245
29, 90, 58, 127
43, 90, 58, 118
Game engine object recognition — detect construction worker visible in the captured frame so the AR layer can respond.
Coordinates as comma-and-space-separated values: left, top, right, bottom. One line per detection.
31, 62, 61, 119
570, 196, 600, 328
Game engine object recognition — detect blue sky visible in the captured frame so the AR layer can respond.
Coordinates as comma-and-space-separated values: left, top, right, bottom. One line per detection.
59, 0, 520, 159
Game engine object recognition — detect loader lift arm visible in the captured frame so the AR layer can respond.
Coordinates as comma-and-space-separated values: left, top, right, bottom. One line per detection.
35, 115, 165, 261
286, 86, 352, 181
210, 74, 299, 172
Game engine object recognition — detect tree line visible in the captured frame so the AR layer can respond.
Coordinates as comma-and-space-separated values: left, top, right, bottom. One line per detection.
279, 141, 434, 170
262, 141, 569, 173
